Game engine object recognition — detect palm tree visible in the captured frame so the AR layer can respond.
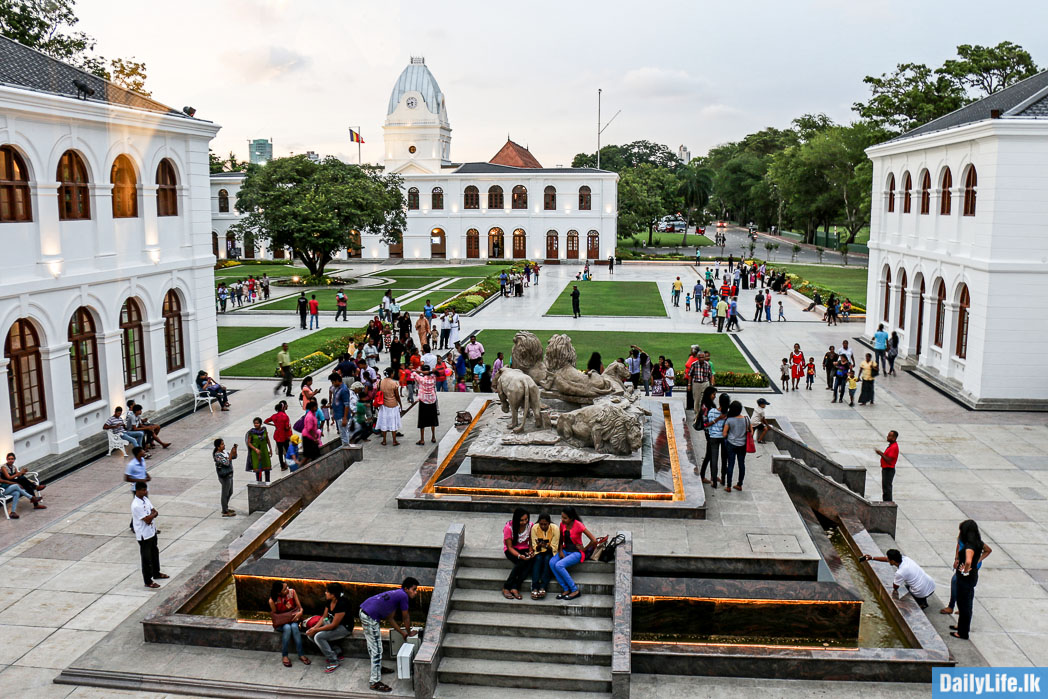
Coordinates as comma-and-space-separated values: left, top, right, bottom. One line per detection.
678, 164, 714, 246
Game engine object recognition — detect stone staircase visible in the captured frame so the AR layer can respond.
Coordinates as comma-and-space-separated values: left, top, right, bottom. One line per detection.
434, 550, 616, 698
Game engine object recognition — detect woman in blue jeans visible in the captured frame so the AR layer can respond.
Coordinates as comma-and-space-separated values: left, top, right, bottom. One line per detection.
550, 507, 597, 601
722, 400, 750, 492
940, 521, 992, 616
268, 580, 310, 668
530, 513, 560, 599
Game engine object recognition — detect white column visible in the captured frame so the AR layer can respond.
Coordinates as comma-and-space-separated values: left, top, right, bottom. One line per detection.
901, 287, 922, 356
100, 329, 125, 407
42, 342, 79, 454
34, 181, 63, 278
143, 318, 170, 407
0, 358, 13, 455
91, 182, 114, 260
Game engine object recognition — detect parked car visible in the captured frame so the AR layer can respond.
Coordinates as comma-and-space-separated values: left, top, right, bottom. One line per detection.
656, 218, 686, 233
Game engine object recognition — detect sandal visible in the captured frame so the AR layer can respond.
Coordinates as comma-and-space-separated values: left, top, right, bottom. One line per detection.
502, 590, 514, 600
300, 656, 311, 665
531, 591, 540, 600
513, 591, 522, 600
939, 607, 954, 615
282, 657, 292, 667
416, 440, 425, 445
538, 590, 546, 599
949, 632, 968, 640
370, 682, 393, 693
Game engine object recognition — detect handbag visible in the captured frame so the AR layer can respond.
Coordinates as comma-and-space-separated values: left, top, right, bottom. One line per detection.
745, 418, 756, 454
299, 614, 322, 632
271, 609, 300, 629
872, 364, 880, 377
598, 533, 626, 563
586, 535, 609, 561
292, 415, 306, 433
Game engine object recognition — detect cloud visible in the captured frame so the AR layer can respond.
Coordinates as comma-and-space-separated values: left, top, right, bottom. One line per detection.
621, 67, 710, 99
697, 104, 745, 120
223, 46, 312, 83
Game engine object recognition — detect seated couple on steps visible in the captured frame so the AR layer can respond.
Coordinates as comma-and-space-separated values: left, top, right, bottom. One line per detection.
502, 506, 598, 602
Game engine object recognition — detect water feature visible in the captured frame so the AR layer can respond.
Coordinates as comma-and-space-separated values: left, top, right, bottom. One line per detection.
826, 527, 908, 649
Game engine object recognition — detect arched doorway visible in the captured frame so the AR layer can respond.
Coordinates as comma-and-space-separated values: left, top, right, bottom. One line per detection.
243, 233, 256, 259
566, 230, 579, 259
955, 283, 970, 359
546, 230, 558, 259
916, 278, 926, 356
273, 246, 286, 259
431, 228, 446, 259
211, 232, 219, 258
512, 228, 526, 259
466, 229, 480, 259
388, 236, 403, 258
6, 319, 46, 431
488, 228, 504, 258
586, 230, 600, 259
225, 232, 236, 258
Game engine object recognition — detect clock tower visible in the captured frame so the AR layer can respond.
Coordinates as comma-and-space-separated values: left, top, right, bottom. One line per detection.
383, 57, 452, 174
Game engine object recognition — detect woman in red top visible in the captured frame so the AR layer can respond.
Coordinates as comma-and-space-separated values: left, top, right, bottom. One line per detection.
550, 507, 596, 601
789, 344, 805, 391
268, 580, 308, 667
502, 508, 533, 600
264, 401, 292, 470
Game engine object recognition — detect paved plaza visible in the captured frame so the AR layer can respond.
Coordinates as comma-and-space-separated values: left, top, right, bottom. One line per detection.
2, 260, 1046, 697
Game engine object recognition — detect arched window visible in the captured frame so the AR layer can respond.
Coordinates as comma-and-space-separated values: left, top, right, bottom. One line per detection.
162, 290, 185, 372
963, 166, 977, 216
543, 185, 556, 211
218, 188, 229, 213
488, 185, 503, 209
916, 278, 926, 356
919, 171, 931, 215
902, 172, 912, 214
488, 227, 504, 258
464, 186, 479, 210
578, 186, 591, 211
156, 159, 178, 216
886, 173, 895, 213
933, 281, 947, 348
939, 168, 952, 215
0, 145, 32, 222
431, 186, 444, 210
511, 185, 528, 210
110, 155, 137, 218
546, 230, 559, 259
586, 230, 600, 259
882, 268, 892, 322
466, 228, 480, 258
955, 284, 970, 359
57, 150, 90, 220
566, 229, 579, 259
120, 298, 146, 388
407, 187, 419, 210
6, 319, 45, 431
68, 307, 100, 407
212, 231, 219, 257
512, 228, 526, 258
898, 270, 907, 330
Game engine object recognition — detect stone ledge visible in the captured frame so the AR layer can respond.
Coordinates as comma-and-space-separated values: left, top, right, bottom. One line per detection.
909, 365, 1048, 411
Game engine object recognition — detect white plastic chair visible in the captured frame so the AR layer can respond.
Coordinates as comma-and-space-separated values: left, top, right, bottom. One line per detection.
106, 430, 128, 456
0, 490, 11, 519
194, 390, 216, 413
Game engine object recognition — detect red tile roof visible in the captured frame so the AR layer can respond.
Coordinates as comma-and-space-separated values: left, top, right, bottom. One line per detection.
489, 139, 543, 169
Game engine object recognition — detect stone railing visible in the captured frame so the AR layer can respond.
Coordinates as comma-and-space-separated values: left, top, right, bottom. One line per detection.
246, 443, 362, 513
762, 423, 866, 496
413, 523, 465, 699
611, 530, 632, 699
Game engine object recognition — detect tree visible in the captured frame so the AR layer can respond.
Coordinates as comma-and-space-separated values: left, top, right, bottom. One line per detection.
231, 155, 405, 277
209, 150, 224, 174
677, 163, 714, 244
572, 140, 681, 172
853, 62, 969, 133
617, 164, 678, 245
108, 57, 149, 95
939, 42, 1039, 95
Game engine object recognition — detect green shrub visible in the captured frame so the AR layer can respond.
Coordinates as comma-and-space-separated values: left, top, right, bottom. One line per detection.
276, 351, 333, 378
314, 331, 367, 359
714, 371, 769, 388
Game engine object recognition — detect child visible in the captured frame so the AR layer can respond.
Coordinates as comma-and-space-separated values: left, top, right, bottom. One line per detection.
701, 301, 711, 325
714, 260, 721, 279
317, 399, 329, 434
456, 379, 467, 393
780, 358, 790, 392
805, 359, 816, 390
285, 434, 302, 472
847, 370, 858, 406
684, 293, 692, 311
778, 301, 786, 321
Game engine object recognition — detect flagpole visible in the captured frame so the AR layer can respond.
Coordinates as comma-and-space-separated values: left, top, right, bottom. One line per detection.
357, 126, 362, 165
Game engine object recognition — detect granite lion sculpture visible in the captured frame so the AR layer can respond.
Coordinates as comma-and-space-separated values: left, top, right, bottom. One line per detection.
510, 330, 550, 388
492, 367, 543, 433
555, 403, 642, 455
545, 334, 618, 398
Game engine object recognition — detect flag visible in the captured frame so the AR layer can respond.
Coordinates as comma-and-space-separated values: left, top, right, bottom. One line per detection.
349, 129, 365, 144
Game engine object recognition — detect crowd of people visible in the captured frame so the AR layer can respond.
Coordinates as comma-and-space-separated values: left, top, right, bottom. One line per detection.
216, 274, 271, 312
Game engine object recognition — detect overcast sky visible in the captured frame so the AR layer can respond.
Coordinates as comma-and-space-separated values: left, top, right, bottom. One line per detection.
79, 0, 1046, 167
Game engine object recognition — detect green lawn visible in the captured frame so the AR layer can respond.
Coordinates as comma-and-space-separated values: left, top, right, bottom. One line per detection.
217, 326, 286, 353
403, 292, 459, 313
223, 327, 360, 378
379, 264, 510, 277
214, 263, 306, 280
475, 330, 751, 375
766, 264, 869, 306
442, 278, 486, 290
547, 281, 666, 317
253, 289, 389, 312
628, 233, 713, 248
366, 276, 447, 290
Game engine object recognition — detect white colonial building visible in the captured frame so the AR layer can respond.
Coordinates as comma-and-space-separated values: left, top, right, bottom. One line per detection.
210, 171, 286, 261
361, 57, 618, 263
865, 70, 1048, 409
0, 36, 222, 463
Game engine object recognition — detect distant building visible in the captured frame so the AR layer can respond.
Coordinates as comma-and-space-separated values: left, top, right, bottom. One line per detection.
865, 70, 1048, 409
248, 138, 273, 164
677, 144, 691, 165
210, 172, 284, 260
305, 150, 321, 163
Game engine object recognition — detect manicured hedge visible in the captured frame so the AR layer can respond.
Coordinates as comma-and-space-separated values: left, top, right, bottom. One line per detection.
278, 351, 334, 378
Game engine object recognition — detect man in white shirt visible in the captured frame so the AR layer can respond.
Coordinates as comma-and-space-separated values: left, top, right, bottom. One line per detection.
131, 481, 169, 589
837, 339, 855, 367
420, 344, 437, 372
861, 548, 935, 609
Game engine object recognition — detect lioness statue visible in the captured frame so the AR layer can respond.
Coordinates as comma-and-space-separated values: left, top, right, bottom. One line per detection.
492, 367, 543, 433
555, 403, 642, 455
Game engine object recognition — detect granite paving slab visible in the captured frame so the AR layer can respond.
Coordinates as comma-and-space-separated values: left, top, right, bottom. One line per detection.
18, 534, 111, 561
955, 501, 1034, 522
1004, 455, 1048, 471
905, 454, 966, 469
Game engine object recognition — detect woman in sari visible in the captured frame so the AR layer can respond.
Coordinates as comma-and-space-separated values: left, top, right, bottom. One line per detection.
244, 417, 273, 483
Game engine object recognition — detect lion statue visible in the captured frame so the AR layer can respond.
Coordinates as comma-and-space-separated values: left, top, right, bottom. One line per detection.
511, 331, 551, 388
545, 334, 619, 399
555, 403, 643, 455
492, 367, 543, 433
601, 360, 633, 393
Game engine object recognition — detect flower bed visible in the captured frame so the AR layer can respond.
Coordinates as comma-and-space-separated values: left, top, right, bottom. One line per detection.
671, 370, 768, 389
277, 351, 335, 378
434, 261, 534, 314
273, 275, 357, 287
214, 259, 292, 270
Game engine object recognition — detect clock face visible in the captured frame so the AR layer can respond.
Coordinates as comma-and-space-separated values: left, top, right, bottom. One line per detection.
409, 145, 417, 154
406, 97, 418, 109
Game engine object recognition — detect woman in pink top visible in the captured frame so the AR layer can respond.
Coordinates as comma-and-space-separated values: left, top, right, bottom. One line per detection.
301, 398, 321, 462
550, 506, 596, 601
300, 377, 316, 412
501, 508, 532, 600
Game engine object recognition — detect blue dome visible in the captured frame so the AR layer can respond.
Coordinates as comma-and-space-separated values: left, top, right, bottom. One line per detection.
387, 57, 447, 122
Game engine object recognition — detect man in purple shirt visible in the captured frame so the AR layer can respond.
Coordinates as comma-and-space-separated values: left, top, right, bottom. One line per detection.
359, 577, 419, 692
465, 336, 485, 369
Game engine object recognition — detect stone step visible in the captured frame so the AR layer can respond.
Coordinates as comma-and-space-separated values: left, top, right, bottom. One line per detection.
435, 684, 610, 699
437, 657, 613, 693
445, 610, 612, 641
450, 587, 613, 618
460, 552, 611, 573
443, 632, 612, 666
455, 565, 614, 594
